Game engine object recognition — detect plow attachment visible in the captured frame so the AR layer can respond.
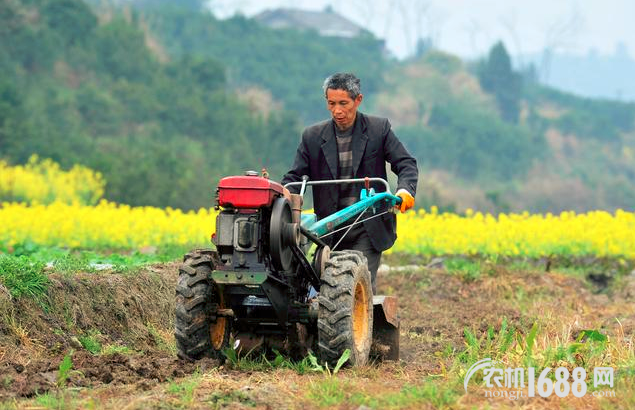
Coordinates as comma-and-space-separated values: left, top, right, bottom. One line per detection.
371, 295, 399, 360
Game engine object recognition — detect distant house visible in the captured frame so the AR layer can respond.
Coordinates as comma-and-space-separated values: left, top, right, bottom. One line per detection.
254, 6, 366, 38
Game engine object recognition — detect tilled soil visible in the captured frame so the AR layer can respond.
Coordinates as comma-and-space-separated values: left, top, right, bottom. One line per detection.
0, 262, 183, 400
1, 350, 220, 399
0, 257, 633, 408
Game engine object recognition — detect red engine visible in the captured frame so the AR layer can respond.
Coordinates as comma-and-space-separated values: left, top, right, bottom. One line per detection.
217, 175, 284, 208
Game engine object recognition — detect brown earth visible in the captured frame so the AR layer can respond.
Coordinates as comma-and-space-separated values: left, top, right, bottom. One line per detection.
0, 258, 633, 409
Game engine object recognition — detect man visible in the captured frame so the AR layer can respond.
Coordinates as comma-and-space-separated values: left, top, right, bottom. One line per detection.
282, 73, 418, 293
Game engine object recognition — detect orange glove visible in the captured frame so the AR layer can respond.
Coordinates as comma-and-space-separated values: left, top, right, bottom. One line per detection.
395, 189, 415, 213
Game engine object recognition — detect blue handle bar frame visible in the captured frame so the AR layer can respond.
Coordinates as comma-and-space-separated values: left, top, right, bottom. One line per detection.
283, 178, 402, 237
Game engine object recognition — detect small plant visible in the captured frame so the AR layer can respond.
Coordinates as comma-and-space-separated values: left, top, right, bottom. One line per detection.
167, 369, 201, 405
458, 317, 521, 367
524, 322, 539, 366
57, 350, 74, 388
102, 344, 132, 355
222, 346, 283, 372
35, 391, 74, 409
366, 382, 460, 410
78, 332, 102, 355
52, 254, 94, 275
207, 389, 257, 408
307, 377, 347, 407
307, 349, 351, 375
445, 258, 481, 282
2, 375, 13, 388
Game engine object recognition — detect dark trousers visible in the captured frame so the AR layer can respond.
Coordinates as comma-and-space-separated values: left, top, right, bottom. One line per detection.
331, 223, 381, 294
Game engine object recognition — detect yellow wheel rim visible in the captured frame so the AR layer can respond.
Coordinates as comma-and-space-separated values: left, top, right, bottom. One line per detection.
210, 292, 227, 350
352, 280, 369, 352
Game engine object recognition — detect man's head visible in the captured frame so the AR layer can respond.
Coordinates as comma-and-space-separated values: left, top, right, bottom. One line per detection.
323, 73, 363, 130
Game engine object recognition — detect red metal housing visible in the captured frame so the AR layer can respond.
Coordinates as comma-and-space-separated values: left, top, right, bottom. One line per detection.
217, 176, 283, 208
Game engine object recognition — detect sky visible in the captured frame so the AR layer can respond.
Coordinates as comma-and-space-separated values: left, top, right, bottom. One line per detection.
207, 0, 635, 61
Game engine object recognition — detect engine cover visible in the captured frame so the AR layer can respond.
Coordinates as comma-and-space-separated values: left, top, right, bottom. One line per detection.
217, 175, 284, 208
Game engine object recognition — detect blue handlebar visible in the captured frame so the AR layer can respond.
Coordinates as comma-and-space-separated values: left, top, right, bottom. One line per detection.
305, 191, 401, 237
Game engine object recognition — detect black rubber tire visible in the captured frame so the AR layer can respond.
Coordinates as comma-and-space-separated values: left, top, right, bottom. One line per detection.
175, 249, 230, 361
317, 250, 373, 367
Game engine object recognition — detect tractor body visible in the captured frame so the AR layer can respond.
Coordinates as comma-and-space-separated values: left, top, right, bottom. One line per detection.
175, 172, 400, 365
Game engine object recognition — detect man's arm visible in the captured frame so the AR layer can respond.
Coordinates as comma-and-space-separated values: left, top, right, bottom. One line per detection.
382, 120, 418, 198
281, 131, 311, 194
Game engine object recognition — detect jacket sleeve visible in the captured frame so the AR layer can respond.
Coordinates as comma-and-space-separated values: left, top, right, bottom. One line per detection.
281, 131, 311, 194
383, 120, 418, 197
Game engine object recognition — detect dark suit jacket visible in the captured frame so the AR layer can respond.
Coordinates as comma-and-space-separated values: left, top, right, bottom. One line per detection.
281, 112, 418, 252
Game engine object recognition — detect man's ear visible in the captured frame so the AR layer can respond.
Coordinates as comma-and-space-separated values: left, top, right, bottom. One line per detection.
355, 93, 363, 106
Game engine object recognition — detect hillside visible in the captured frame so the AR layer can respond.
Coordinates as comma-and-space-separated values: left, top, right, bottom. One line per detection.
116, 1, 635, 213
1, 0, 634, 213
0, 0, 301, 209
369, 51, 635, 213
130, 2, 387, 125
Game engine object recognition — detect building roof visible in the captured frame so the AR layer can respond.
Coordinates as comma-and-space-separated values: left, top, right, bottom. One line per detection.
254, 7, 365, 38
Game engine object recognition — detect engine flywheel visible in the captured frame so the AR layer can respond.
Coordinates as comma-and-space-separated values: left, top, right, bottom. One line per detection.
269, 198, 298, 272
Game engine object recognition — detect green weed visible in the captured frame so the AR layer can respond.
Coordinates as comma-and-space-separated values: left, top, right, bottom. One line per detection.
524, 321, 539, 366
458, 317, 520, 368
445, 258, 481, 281
222, 346, 350, 375
207, 389, 257, 409
167, 370, 201, 405
51, 254, 94, 275
307, 377, 347, 407
102, 343, 132, 355
35, 391, 79, 410
2, 376, 12, 389
0, 255, 49, 299
1, 243, 200, 278
223, 347, 301, 373
78, 332, 102, 355
306, 349, 350, 375
354, 381, 460, 410
57, 350, 74, 388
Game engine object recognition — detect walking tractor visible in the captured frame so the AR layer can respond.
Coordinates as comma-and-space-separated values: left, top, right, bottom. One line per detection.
175, 171, 401, 366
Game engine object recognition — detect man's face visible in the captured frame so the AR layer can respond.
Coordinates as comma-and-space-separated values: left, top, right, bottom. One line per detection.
326, 88, 363, 130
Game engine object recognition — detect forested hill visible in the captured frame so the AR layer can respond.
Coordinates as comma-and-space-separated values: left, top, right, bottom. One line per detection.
0, 0, 302, 209
130, 1, 386, 125
373, 49, 635, 212
2, 0, 634, 212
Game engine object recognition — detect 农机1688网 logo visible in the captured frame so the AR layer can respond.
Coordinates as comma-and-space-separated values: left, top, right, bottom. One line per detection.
464, 358, 615, 399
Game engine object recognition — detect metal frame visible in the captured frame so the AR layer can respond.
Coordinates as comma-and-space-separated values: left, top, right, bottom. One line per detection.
284, 177, 402, 238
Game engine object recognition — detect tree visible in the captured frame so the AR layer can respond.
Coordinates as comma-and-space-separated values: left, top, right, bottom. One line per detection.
477, 41, 521, 123
41, 0, 97, 47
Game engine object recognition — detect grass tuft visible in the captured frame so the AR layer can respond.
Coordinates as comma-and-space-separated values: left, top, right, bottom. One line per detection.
167, 370, 202, 405
78, 333, 102, 355
0, 255, 49, 298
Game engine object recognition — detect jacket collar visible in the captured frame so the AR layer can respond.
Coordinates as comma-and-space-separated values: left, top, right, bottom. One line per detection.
321, 112, 367, 141
321, 113, 369, 178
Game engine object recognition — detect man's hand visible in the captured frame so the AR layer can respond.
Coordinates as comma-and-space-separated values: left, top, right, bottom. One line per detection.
283, 187, 292, 200
395, 189, 415, 213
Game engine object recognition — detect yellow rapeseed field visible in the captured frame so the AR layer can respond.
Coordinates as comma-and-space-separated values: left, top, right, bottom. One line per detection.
0, 155, 104, 205
390, 207, 635, 259
1, 201, 634, 258
1, 157, 633, 257
0, 200, 213, 250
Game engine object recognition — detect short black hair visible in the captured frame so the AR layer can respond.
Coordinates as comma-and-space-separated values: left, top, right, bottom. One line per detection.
323, 72, 361, 99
